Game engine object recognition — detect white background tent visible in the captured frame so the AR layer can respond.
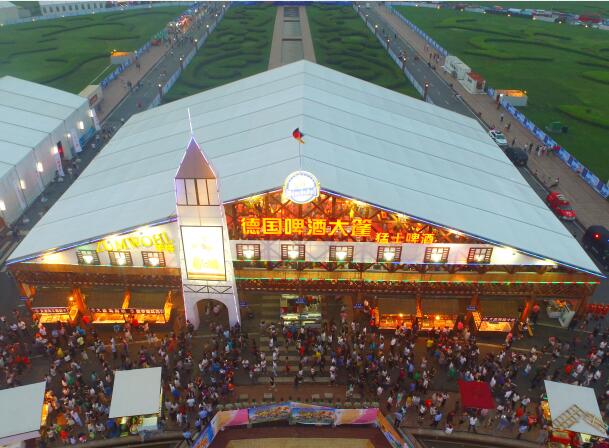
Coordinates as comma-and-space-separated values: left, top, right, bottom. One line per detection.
109, 367, 162, 418
0, 381, 46, 445
0, 76, 94, 225
545, 380, 607, 438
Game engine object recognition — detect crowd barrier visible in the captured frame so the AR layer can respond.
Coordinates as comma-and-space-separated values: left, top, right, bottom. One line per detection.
193, 403, 412, 448
100, 4, 206, 90
387, 4, 609, 199
159, 12, 223, 98
354, 6, 432, 104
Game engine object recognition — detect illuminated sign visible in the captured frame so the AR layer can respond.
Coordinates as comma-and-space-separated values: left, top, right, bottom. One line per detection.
96, 231, 174, 253
180, 226, 226, 281
239, 217, 435, 244
282, 171, 320, 204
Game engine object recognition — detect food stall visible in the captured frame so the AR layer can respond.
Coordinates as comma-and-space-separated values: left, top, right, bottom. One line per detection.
80, 287, 128, 324
280, 294, 322, 328
419, 297, 462, 331
28, 286, 81, 324
544, 380, 608, 447
474, 298, 519, 333
547, 299, 576, 328
377, 297, 417, 330
124, 289, 174, 325
109, 367, 162, 436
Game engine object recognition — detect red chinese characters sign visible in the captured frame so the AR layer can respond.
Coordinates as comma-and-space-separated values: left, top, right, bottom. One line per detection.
239, 217, 435, 244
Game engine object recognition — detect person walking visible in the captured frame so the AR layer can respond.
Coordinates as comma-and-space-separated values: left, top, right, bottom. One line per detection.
467, 414, 478, 433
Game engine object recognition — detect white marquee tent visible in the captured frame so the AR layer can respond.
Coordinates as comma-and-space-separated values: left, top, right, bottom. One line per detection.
109, 367, 162, 418
7, 61, 601, 275
0, 76, 94, 225
0, 381, 46, 445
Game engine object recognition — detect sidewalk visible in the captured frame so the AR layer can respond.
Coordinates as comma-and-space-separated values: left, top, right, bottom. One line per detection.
376, 4, 609, 230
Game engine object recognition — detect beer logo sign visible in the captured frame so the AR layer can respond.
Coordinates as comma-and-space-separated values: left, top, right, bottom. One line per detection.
282, 171, 320, 204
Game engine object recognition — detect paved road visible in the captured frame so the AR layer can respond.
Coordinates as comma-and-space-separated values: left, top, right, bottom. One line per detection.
361, 5, 472, 117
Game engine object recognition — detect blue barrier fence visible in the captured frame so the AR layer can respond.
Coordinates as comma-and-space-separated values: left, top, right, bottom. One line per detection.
387, 5, 609, 199
354, 6, 431, 103
156, 8, 225, 101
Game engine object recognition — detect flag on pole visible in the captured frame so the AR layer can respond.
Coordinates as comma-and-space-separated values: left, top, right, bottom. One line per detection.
292, 128, 305, 144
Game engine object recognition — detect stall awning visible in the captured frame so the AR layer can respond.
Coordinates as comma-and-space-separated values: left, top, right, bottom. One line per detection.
109, 367, 162, 418
459, 380, 495, 410
0, 381, 46, 445
480, 298, 520, 318
544, 380, 607, 438
31, 287, 72, 308
378, 297, 417, 314
81, 288, 126, 309
128, 289, 169, 309
421, 297, 465, 315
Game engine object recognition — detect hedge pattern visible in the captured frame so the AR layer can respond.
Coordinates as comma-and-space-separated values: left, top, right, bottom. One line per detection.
0, 5, 186, 93
308, 5, 419, 98
163, 5, 275, 103
397, 5, 609, 181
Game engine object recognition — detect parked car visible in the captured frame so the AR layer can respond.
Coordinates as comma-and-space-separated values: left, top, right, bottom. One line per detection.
582, 225, 609, 271
489, 129, 508, 147
546, 191, 576, 221
504, 146, 528, 166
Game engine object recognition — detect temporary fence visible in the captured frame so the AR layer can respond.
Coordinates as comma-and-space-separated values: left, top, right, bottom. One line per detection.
192, 403, 388, 448
353, 6, 432, 104
386, 4, 609, 199
158, 12, 224, 99
100, 3, 208, 90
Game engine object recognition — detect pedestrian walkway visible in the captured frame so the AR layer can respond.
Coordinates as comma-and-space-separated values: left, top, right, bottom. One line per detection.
375, 4, 609, 230
97, 44, 168, 123
268, 6, 316, 69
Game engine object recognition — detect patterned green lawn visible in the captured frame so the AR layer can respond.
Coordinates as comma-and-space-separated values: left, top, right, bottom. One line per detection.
308, 4, 420, 98
164, 5, 275, 103
398, 6, 609, 181
0, 6, 185, 93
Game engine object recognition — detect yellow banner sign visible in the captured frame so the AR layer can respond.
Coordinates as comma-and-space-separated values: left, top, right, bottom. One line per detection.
96, 231, 175, 253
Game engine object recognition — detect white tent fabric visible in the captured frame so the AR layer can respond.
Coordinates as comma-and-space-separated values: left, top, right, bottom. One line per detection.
0, 76, 90, 224
7, 61, 600, 274
545, 380, 607, 438
109, 367, 162, 418
0, 381, 46, 445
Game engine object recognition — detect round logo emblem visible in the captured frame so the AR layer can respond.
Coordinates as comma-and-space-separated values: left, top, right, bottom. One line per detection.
283, 171, 320, 204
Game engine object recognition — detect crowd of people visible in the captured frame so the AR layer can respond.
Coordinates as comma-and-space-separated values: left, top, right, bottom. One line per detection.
2, 299, 609, 446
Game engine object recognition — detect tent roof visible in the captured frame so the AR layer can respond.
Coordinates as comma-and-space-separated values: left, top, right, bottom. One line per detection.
458, 380, 495, 410
545, 380, 607, 438
7, 61, 601, 274
109, 367, 162, 418
0, 381, 46, 445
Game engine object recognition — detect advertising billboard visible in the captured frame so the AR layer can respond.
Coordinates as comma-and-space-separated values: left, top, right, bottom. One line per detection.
180, 226, 226, 280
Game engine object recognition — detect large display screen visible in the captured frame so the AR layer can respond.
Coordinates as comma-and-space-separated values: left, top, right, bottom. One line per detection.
180, 226, 226, 281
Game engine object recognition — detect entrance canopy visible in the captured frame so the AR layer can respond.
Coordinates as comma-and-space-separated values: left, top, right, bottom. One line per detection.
0, 381, 46, 445
109, 367, 162, 418
458, 380, 495, 410
545, 380, 607, 438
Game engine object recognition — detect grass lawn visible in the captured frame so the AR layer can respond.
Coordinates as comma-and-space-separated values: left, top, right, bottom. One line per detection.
163, 5, 275, 103
0, 5, 186, 93
308, 4, 420, 98
397, 6, 609, 181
